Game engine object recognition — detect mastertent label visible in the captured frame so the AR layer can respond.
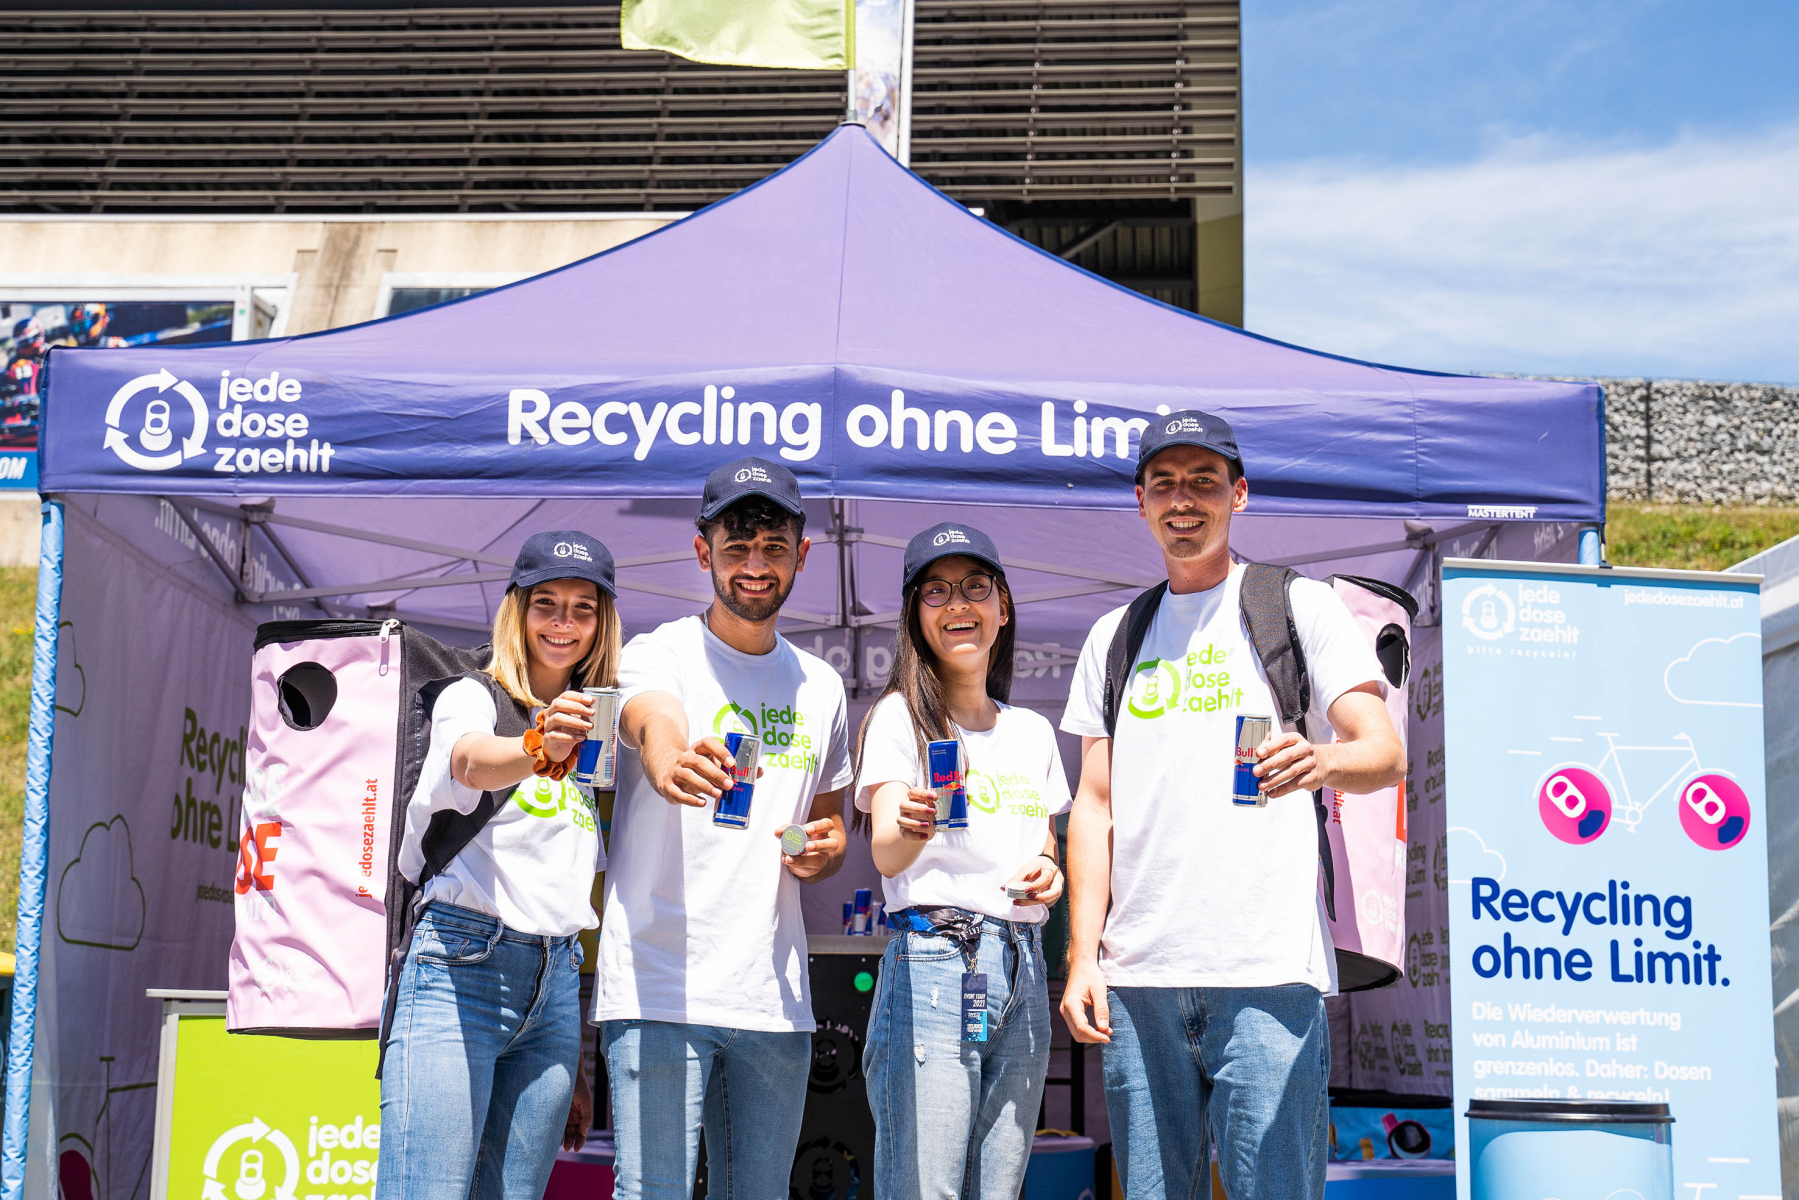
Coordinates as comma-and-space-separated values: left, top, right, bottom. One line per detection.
1442, 560, 1775, 1198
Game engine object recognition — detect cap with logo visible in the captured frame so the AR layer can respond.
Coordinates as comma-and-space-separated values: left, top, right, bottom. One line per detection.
1134, 408, 1241, 483
509, 529, 616, 596
699, 456, 806, 521
902, 522, 1006, 590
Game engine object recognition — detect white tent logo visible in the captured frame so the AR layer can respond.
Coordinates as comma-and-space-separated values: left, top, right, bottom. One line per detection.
102, 369, 209, 471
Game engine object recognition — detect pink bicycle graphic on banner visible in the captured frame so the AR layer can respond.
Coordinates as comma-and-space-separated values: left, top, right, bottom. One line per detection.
1535, 731, 1751, 850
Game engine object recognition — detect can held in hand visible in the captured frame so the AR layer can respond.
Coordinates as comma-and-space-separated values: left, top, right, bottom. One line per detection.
715, 731, 761, 828
572, 687, 622, 790
928, 739, 969, 830
1234, 715, 1273, 807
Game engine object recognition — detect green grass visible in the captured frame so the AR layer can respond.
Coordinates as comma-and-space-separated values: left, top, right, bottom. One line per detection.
0, 568, 35, 955
1606, 506, 1799, 573
0, 506, 1790, 953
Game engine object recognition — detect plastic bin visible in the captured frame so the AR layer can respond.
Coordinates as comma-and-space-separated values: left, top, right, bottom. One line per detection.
1025, 1134, 1096, 1200
1466, 1099, 1673, 1200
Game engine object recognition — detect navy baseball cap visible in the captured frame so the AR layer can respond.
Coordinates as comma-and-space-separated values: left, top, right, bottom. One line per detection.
509, 530, 616, 596
1135, 408, 1242, 483
699, 456, 805, 521
902, 522, 1006, 590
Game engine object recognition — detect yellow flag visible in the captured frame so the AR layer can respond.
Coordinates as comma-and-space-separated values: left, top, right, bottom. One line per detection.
622, 0, 854, 70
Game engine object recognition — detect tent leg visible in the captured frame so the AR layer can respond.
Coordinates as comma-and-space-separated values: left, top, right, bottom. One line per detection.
1578, 525, 1603, 566
2, 500, 64, 1200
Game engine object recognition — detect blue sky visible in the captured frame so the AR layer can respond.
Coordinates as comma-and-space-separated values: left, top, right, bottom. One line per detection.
1240, 1, 1799, 382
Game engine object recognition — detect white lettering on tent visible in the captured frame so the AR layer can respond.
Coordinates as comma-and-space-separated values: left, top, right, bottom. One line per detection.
509, 389, 551, 445
508, 388, 823, 462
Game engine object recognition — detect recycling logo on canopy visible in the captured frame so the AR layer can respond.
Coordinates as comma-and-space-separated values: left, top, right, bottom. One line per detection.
103, 368, 210, 471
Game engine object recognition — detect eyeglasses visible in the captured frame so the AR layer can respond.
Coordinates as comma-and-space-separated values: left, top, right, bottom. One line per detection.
918, 574, 995, 607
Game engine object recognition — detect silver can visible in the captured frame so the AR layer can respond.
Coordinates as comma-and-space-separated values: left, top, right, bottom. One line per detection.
572, 687, 621, 790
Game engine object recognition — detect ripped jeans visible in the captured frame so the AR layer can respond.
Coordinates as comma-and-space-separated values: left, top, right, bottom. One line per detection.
863, 915, 1051, 1200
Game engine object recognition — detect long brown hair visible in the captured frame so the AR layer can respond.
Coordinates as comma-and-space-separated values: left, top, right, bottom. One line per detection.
850, 570, 1016, 833
486, 582, 622, 708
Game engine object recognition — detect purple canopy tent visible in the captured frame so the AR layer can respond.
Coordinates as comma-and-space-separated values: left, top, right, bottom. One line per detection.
8, 125, 1601, 1198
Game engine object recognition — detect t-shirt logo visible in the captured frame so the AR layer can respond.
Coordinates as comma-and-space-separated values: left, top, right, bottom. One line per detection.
1126, 659, 1181, 719
1124, 643, 1244, 720
967, 769, 1001, 814
710, 701, 820, 773
965, 766, 1051, 818
513, 777, 597, 830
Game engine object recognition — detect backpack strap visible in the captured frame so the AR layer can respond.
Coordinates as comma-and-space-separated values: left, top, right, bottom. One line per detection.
1102, 581, 1169, 739
376, 673, 531, 1076
1239, 563, 1337, 923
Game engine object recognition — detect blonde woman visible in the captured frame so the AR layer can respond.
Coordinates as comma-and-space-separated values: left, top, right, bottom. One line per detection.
379, 530, 622, 1200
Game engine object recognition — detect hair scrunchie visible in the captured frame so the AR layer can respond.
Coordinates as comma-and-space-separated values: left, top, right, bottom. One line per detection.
522, 712, 574, 781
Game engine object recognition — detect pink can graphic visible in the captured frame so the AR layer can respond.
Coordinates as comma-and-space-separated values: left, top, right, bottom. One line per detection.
1537, 766, 1612, 844
1678, 773, 1750, 850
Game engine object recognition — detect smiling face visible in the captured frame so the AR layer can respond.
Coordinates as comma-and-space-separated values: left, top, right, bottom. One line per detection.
1135, 444, 1248, 565
915, 554, 1008, 675
522, 578, 602, 673
697, 521, 809, 624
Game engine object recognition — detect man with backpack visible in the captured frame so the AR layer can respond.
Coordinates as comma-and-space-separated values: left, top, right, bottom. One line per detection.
1058, 410, 1406, 1200
593, 456, 852, 1200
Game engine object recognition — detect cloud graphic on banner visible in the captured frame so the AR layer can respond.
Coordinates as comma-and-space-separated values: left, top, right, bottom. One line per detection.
56, 816, 145, 951
54, 619, 85, 717
1446, 826, 1505, 886
1664, 633, 1763, 708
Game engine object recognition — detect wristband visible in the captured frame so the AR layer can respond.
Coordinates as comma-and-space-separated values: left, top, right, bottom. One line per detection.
1037, 853, 1060, 871
522, 714, 573, 781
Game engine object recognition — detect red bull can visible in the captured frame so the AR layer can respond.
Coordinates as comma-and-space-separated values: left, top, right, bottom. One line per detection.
928, 739, 969, 830
715, 731, 761, 828
1234, 715, 1273, 807
842, 901, 854, 935
572, 687, 621, 790
853, 887, 872, 934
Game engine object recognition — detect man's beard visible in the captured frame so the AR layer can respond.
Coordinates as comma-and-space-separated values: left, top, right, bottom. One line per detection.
712, 569, 793, 623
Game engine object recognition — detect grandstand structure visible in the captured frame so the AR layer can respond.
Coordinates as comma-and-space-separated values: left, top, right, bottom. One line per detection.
1, 1, 1241, 323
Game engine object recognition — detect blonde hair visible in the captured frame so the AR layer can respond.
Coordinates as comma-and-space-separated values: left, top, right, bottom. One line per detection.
486, 582, 621, 708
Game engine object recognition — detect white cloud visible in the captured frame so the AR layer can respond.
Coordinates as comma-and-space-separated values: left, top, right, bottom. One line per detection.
1664, 631, 1764, 707
1245, 124, 1799, 383
1446, 826, 1506, 886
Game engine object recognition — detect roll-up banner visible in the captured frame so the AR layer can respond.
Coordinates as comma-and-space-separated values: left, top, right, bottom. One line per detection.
1442, 558, 1776, 1197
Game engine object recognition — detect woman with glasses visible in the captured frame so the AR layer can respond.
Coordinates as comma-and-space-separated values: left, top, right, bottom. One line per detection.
852, 522, 1072, 1200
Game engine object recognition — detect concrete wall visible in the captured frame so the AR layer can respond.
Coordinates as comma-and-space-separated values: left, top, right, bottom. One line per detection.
0, 213, 676, 335
1602, 377, 1799, 506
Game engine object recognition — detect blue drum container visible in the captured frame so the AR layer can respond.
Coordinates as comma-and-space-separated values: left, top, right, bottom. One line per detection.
1466, 1099, 1673, 1200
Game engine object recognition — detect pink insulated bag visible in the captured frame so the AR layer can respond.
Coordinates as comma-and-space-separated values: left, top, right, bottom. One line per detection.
228, 619, 484, 1036
1321, 575, 1415, 990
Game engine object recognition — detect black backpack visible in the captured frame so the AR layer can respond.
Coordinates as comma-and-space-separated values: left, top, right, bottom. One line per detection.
1099, 565, 1415, 987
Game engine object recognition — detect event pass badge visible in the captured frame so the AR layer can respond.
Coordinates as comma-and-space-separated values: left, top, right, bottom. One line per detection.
961, 972, 989, 1042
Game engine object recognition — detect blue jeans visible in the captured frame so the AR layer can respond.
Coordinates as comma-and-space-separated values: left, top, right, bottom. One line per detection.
600, 1019, 813, 1200
864, 918, 1052, 1200
377, 901, 584, 1200
1103, 984, 1329, 1200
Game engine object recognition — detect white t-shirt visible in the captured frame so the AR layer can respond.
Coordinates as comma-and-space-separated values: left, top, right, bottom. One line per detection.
855, 695, 1072, 924
1060, 564, 1384, 994
593, 616, 853, 1033
398, 676, 606, 939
